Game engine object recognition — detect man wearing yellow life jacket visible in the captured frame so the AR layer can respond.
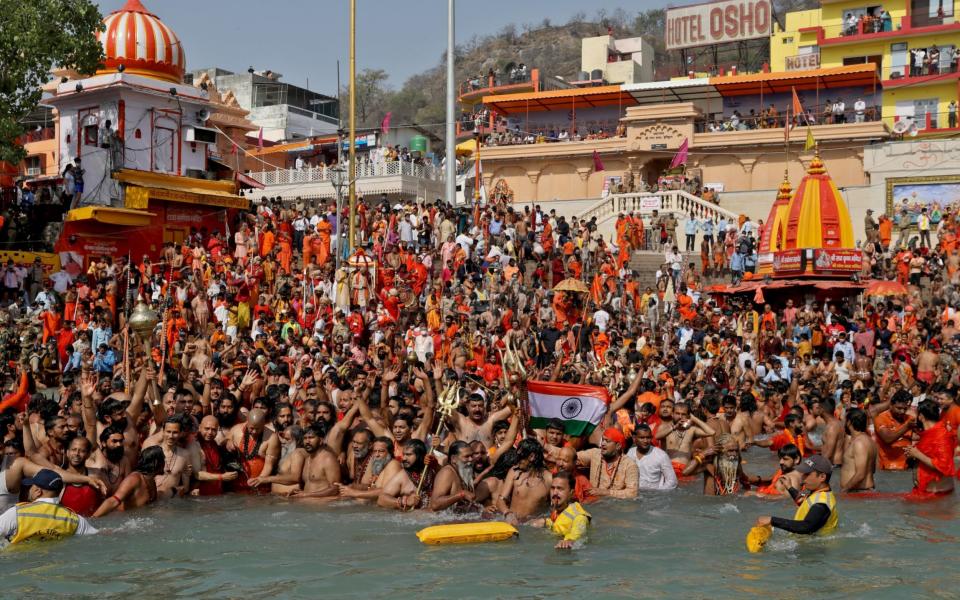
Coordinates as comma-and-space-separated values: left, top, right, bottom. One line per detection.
530, 470, 591, 549
0, 469, 98, 545
755, 455, 838, 536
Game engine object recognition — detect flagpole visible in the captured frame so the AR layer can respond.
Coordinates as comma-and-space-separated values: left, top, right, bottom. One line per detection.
348, 0, 357, 252
444, 0, 456, 208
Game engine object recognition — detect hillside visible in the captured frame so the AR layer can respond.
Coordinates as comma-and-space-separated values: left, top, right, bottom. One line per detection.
353, 2, 818, 137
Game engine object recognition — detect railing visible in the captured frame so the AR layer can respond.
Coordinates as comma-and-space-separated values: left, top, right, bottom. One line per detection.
251, 159, 443, 187
696, 108, 883, 132
22, 127, 56, 143
579, 190, 740, 229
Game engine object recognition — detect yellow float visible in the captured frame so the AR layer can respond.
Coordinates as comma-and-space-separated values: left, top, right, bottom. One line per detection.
745, 524, 772, 553
416, 521, 518, 545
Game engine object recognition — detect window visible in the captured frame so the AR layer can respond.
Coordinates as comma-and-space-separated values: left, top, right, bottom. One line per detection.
914, 98, 939, 128
890, 42, 908, 78
83, 124, 98, 146
782, 37, 794, 44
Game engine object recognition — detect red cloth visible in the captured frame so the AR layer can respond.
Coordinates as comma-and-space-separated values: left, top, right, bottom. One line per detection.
913, 421, 956, 495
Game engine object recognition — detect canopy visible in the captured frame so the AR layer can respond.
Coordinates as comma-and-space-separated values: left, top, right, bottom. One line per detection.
456, 139, 477, 156
711, 64, 879, 97
484, 85, 635, 115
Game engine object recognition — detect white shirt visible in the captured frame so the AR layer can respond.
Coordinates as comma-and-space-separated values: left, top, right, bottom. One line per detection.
854, 100, 866, 113
0, 497, 98, 542
593, 309, 611, 331
50, 270, 73, 294
627, 446, 678, 490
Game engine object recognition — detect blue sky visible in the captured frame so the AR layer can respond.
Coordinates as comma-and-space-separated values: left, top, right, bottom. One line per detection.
95, 0, 660, 93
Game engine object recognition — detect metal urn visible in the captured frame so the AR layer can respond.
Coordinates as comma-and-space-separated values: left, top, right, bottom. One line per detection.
128, 301, 159, 347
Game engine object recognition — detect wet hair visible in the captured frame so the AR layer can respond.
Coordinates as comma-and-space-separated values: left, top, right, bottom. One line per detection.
554, 469, 576, 489
97, 398, 126, 423
545, 418, 565, 432
703, 395, 720, 414
403, 438, 428, 467
99, 423, 126, 444
492, 420, 510, 435
739, 394, 757, 413
817, 396, 836, 414
136, 446, 165, 475
917, 399, 941, 423
483, 448, 518, 480
516, 437, 545, 472
44, 415, 65, 433
778, 444, 801, 461
784, 413, 802, 429
633, 423, 652, 436
448, 440, 470, 461
373, 436, 395, 456
846, 408, 867, 433
305, 421, 329, 440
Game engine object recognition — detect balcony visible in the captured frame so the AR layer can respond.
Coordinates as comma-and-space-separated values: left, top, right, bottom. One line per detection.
249, 159, 445, 199
883, 55, 959, 86
458, 68, 540, 104
814, 14, 960, 46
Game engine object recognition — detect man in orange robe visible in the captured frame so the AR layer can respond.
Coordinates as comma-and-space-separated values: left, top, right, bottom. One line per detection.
316, 218, 332, 266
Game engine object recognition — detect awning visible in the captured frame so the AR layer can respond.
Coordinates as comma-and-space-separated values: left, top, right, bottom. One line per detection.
709, 64, 879, 97
709, 278, 867, 294
64, 206, 155, 226
456, 139, 477, 156
23, 174, 63, 186
484, 85, 637, 114
249, 136, 338, 156
236, 172, 265, 190
622, 78, 722, 105
113, 169, 249, 210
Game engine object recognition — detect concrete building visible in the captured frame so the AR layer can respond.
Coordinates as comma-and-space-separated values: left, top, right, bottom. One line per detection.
578, 35, 655, 85
188, 67, 339, 142
771, 0, 960, 132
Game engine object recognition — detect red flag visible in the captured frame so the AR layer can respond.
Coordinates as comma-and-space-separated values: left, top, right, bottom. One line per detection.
257, 127, 263, 150
669, 138, 688, 169
592, 150, 605, 172
381, 112, 392, 134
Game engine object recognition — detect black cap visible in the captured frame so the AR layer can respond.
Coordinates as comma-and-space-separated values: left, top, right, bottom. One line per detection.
796, 454, 832, 476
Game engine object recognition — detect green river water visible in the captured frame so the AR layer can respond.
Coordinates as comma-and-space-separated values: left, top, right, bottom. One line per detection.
0, 449, 957, 599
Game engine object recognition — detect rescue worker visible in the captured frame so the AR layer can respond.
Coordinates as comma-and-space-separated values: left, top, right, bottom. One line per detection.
0, 469, 98, 545
754, 454, 838, 535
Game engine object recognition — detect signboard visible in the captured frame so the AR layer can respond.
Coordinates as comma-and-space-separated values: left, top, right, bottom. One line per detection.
812, 249, 862, 273
640, 195, 662, 211
785, 52, 821, 71
772, 249, 805, 274
665, 0, 772, 51
651, 143, 668, 150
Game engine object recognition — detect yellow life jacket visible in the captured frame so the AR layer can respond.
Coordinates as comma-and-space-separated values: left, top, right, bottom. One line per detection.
549, 501, 591, 542
11, 501, 80, 544
792, 489, 838, 535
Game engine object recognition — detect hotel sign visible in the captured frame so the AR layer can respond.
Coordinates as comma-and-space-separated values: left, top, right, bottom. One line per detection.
665, 0, 772, 51
785, 52, 820, 71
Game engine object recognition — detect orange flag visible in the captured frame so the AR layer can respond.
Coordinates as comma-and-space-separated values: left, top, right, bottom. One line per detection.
791, 87, 804, 120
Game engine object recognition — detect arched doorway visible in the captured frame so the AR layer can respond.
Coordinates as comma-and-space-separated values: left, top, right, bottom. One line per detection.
641, 158, 672, 189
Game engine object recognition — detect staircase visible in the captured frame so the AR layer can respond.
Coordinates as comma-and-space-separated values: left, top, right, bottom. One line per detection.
578, 190, 740, 245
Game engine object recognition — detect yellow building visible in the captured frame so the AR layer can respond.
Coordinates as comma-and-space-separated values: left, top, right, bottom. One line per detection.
772, 0, 960, 132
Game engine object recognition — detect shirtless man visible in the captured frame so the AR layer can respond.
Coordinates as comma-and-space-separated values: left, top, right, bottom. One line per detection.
338, 436, 402, 501
656, 401, 715, 474
30, 415, 68, 468
496, 438, 552, 522
293, 423, 341, 498
93, 446, 163, 517
147, 415, 191, 498
429, 441, 478, 512
195, 415, 238, 495
228, 409, 280, 492
812, 397, 844, 467
448, 392, 512, 448
88, 424, 131, 495
86, 366, 150, 467
916, 344, 940, 386
378, 439, 435, 510
746, 444, 803, 498
840, 408, 877, 492
731, 394, 766, 448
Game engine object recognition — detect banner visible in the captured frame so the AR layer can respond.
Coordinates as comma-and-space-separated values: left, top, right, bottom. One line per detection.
527, 380, 610, 437
812, 249, 862, 272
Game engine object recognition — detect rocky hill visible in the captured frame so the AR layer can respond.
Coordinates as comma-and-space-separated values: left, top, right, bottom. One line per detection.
356, 2, 818, 137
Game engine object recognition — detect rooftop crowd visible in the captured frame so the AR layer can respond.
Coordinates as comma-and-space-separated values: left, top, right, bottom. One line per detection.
0, 184, 957, 546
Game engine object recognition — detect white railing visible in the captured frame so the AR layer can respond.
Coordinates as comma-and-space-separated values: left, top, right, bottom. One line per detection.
580, 190, 739, 226
251, 160, 443, 187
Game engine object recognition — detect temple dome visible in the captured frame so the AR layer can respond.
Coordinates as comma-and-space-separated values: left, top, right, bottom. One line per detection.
759, 171, 792, 254
781, 151, 854, 250
96, 0, 185, 83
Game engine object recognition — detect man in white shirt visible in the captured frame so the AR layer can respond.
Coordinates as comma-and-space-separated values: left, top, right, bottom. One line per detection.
833, 100, 846, 124
50, 269, 73, 294
627, 425, 678, 490
593, 306, 611, 332
854, 97, 866, 123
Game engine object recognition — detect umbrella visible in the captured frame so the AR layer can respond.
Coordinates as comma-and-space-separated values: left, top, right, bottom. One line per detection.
865, 280, 908, 297
553, 278, 590, 293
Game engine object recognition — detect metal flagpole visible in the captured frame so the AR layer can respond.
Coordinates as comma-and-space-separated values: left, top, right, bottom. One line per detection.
348, 0, 357, 251
445, 0, 456, 207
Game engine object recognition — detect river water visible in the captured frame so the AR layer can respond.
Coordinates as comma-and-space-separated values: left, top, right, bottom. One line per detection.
1, 449, 957, 599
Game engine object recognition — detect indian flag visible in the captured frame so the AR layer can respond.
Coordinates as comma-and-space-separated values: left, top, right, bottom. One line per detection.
527, 380, 610, 437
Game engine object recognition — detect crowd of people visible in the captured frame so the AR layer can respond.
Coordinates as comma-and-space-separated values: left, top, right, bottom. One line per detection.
0, 187, 957, 548
700, 98, 881, 133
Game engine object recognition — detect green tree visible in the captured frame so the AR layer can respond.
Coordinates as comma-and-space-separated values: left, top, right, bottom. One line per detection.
341, 68, 392, 129
0, 0, 104, 165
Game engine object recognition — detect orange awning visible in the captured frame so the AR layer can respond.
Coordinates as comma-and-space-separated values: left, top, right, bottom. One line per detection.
249, 135, 338, 156
484, 86, 637, 115
709, 64, 879, 96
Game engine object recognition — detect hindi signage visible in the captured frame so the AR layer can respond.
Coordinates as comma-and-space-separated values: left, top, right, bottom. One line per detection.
813, 249, 862, 273
772, 249, 805, 274
665, 0, 772, 51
